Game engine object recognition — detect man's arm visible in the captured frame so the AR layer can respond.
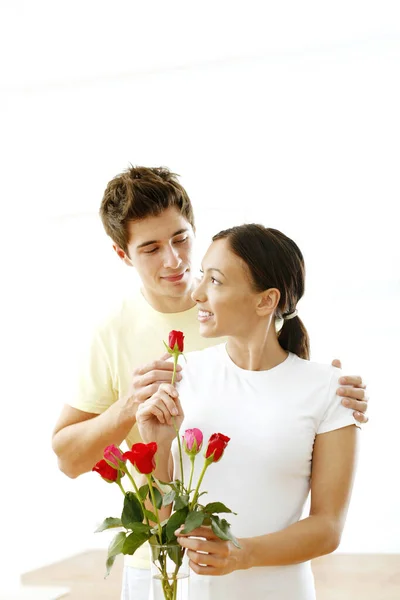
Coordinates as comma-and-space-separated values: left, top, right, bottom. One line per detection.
52, 356, 182, 479
52, 398, 137, 479
332, 359, 369, 424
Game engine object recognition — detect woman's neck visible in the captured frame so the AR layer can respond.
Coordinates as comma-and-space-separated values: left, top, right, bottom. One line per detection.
226, 324, 288, 371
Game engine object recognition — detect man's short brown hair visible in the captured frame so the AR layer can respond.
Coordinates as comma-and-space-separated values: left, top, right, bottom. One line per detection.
99, 166, 195, 254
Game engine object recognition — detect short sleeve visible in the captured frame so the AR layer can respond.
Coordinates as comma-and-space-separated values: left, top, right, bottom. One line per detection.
317, 368, 360, 435
68, 330, 118, 414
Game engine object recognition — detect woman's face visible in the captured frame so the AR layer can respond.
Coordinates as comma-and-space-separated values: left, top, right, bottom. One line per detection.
191, 238, 262, 338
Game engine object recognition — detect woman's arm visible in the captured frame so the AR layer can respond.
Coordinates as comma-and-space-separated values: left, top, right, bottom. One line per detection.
176, 424, 359, 575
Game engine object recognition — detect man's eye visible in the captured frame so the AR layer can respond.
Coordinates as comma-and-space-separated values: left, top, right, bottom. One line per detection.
145, 247, 158, 254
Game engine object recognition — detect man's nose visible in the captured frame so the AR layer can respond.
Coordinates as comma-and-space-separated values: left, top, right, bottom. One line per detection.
163, 244, 182, 269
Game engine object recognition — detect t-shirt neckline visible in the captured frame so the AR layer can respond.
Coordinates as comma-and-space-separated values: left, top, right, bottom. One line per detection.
219, 343, 295, 377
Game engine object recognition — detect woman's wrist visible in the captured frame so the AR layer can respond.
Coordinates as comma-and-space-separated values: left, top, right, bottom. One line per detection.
238, 537, 256, 570
153, 444, 173, 481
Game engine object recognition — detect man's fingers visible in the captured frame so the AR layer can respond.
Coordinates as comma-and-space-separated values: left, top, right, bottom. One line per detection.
354, 412, 369, 424
136, 359, 182, 376
139, 369, 182, 388
135, 382, 165, 403
341, 399, 368, 414
338, 375, 366, 388
338, 387, 367, 401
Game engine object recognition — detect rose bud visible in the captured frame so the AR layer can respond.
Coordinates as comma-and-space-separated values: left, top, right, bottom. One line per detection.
205, 433, 231, 463
183, 428, 203, 456
104, 445, 126, 468
92, 459, 121, 483
168, 330, 184, 353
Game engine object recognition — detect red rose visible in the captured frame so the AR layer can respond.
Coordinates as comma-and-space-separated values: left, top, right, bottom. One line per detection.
168, 330, 184, 353
123, 442, 158, 474
205, 433, 231, 463
92, 459, 120, 482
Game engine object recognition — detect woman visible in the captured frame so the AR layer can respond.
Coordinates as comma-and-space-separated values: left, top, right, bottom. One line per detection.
136, 224, 359, 599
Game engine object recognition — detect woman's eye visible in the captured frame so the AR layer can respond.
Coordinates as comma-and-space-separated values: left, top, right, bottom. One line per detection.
174, 237, 187, 244
211, 276, 221, 285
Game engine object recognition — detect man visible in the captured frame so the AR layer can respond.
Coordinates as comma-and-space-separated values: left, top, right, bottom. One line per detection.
52, 166, 368, 599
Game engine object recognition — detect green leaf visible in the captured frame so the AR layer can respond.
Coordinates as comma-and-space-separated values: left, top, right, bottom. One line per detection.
153, 477, 175, 493
144, 509, 158, 522
121, 491, 144, 528
165, 508, 189, 542
105, 554, 117, 579
211, 516, 241, 549
167, 543, 184, 568
174, 494, 189, 511
162, 489, 176, 507
181, 510, 205, 534
122, 523, 152, 555
138, 484, 149, 500
203, 502, 236, 515
163, 341, 174, 355
152, 486, 163, 510
106, 530, 126, 574
95, 517, 122, 533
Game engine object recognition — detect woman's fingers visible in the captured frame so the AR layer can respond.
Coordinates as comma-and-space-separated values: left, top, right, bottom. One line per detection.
137, 401, 166, 424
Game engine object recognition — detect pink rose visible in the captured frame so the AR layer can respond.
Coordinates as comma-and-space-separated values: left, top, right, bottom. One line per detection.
183, 428, 203, 456
104, 445, 126, 468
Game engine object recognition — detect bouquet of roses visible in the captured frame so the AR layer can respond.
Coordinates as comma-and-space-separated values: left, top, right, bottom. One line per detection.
92, 331, 238, 600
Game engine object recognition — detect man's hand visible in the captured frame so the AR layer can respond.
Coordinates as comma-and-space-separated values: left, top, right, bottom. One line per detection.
128, 353, 182, 408
176, 526, 245, 576
332, 359, 369, 424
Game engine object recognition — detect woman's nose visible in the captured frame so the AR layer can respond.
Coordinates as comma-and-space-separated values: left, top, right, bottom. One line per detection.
191, 280, 207, 303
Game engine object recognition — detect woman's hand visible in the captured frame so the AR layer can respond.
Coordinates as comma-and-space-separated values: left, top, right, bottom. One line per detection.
176, 526, 247, 576
136, 383, 184, 447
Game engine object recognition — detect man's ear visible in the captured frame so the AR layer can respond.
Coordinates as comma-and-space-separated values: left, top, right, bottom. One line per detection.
112, 244, 133, 267
256, 288, 280, 316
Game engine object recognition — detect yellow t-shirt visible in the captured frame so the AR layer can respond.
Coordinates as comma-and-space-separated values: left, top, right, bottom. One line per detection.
69, 289, 222, 568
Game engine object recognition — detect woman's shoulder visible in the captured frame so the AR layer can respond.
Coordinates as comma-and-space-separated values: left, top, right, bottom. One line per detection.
290, 354, 341, 384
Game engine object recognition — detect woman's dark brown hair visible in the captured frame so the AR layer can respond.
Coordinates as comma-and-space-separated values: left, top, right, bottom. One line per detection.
212, 224, 310, 360
100, 166, 195, 255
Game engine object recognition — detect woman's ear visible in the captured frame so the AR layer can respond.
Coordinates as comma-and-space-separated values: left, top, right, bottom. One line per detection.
256, 288, 280, 316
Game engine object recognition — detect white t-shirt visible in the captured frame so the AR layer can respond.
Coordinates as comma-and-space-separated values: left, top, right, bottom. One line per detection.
173, 344, 358, 600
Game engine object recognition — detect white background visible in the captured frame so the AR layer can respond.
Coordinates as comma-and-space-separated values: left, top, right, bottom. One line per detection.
1, 0, 399, 579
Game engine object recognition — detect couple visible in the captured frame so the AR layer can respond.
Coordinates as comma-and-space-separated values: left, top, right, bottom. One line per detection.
52, 166, 367, 599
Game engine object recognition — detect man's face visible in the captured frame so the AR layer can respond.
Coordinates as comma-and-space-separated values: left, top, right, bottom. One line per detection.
115, 207, 195, 302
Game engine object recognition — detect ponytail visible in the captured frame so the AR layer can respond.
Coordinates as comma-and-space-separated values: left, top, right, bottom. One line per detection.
278, 315, 310, 360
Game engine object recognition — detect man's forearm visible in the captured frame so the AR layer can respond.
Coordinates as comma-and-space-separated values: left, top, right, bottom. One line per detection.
52, 396, 137, 478
242, 515, 340, 569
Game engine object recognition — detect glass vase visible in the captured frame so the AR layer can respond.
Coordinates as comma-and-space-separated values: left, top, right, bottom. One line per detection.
149, 542, 189, 600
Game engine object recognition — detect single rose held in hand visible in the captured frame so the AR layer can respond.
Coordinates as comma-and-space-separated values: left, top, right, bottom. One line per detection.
168, 330, 185, 353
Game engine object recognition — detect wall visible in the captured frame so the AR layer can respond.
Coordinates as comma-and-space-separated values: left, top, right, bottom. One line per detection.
1, 3, 399, 576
